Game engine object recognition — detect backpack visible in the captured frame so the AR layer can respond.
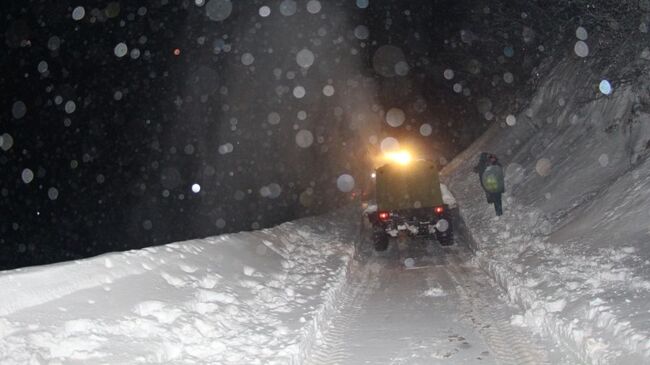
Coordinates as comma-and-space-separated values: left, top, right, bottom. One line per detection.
482, 165, 505, 193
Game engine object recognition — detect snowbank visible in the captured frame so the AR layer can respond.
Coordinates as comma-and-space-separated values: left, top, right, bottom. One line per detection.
0, 208, 360, 364
444, 58, 650, 364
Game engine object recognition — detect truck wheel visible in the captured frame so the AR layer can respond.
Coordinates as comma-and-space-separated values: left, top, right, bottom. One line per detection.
373, 232, 389, 251
436, 232, 454, 246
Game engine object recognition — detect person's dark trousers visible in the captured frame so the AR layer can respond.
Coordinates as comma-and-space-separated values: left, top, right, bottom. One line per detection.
492, 193, 503, 216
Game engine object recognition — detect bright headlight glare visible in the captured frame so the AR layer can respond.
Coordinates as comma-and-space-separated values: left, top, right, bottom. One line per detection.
385, 150, 412, 165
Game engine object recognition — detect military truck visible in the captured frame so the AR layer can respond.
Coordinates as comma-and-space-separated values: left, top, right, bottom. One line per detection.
367, 157, 454, 251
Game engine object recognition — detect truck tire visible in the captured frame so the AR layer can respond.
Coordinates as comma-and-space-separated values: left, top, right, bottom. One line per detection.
436, 231, 454, 246
373, 232, 389, 251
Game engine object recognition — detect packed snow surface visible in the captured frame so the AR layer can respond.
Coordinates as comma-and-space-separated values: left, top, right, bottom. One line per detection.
306, 241, 573, 364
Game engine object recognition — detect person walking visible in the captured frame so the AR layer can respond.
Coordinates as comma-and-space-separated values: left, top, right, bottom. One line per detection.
473, 152, 504, 216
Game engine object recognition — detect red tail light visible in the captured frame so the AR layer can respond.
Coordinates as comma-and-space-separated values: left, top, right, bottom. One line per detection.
434, 206, 444, 215
378, 211, 390, 221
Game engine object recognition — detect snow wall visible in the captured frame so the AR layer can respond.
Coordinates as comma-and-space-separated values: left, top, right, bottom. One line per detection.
0, 209, 360, 364
444, 56, 650, 364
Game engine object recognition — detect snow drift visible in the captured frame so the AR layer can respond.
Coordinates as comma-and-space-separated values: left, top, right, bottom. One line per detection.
0, 209, 359, 364
444, 57, 650, 364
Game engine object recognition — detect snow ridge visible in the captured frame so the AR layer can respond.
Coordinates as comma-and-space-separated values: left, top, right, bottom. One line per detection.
0, 209, 360, 364
0, 251, 155, 317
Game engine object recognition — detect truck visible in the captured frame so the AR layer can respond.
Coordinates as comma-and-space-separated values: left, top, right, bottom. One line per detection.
367, 156, 454, 251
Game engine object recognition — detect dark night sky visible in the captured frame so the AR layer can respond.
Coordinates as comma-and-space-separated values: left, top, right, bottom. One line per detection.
1, 0, 553, 269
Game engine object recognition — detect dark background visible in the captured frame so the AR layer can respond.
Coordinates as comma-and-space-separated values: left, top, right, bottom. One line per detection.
1, 0, 585, 269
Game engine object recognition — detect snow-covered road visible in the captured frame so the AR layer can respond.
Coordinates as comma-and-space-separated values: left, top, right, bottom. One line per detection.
0, 206, 581, 365
306, 240, 575, 365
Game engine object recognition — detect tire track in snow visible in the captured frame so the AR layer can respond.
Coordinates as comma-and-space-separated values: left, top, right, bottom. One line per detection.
445, 261, 553, 365
304, 261, 379, 365
306, 232, 567, 365
305, 243, 495, 365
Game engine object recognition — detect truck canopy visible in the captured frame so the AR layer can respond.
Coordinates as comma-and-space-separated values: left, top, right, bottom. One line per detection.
376, 159, 443, 211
